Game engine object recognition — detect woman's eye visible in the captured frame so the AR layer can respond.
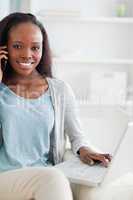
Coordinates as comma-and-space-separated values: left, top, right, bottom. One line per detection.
32, 46, 40, 51
13, 44, 22, 49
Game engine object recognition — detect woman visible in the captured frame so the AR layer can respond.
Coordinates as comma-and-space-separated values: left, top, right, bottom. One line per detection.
0, 12, 111, 200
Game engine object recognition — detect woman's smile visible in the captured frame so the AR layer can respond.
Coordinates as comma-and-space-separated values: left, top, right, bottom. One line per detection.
16, 61, 35, 69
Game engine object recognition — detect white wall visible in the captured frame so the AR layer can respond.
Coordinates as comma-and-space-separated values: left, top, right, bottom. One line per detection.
6, 0, 133, 108
0, 0, 10, 19
30, 0, 131, 17
30, 0, 80, 14
2, 0, 131, 108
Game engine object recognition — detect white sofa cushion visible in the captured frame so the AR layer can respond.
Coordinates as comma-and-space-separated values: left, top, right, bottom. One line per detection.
70, 172, 133, 200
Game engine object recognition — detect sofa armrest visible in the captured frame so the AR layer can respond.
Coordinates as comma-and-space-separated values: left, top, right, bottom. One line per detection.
63, 150, 133, 200
63, 149, 75, 161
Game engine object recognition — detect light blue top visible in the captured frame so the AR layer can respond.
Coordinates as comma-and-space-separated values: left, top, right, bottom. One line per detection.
0, 82, 54, 172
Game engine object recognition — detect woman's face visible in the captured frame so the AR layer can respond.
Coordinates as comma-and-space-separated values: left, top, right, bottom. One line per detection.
7, 22, 43, 77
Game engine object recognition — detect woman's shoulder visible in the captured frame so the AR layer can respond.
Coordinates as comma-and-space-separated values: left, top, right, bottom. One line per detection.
46, 77, 72, 92
0, 82, 7, 92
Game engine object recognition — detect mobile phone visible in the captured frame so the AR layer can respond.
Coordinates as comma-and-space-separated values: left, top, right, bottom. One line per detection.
1, 58, 7, 72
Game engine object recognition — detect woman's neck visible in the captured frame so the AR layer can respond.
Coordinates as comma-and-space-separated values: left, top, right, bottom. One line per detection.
3, 69, 45, 86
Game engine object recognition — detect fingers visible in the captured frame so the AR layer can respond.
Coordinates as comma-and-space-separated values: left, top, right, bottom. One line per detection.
0, 46, 8, 81
0, 50, 8, 55
0, 46, 8, 56
86, 157, 95, 166
0, 46, 7, 50
89, 153, 111, 168
80, 155, 95, 166
0, 46, 8, 53
0, 46, 8, 69
79, 147, 112, 168
99, 156, 109, 168
101, 153, 112, 162
0, 55, 8, 60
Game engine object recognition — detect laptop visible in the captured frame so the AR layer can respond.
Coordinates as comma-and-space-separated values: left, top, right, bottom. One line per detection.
55, 107, 129, 187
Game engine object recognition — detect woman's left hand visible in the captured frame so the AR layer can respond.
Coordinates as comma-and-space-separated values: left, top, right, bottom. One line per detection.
78, 147, 112, 167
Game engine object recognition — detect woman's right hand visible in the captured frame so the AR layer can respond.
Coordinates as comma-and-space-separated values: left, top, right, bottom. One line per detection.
78, 146, 112, 168
0, 46, 8, 82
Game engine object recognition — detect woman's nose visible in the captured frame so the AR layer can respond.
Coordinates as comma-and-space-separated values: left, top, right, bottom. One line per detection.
20, 48, 32, 59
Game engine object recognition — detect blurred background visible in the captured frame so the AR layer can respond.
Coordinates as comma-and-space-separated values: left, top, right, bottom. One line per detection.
1, 0, 133, 119
1, 1, 133, 181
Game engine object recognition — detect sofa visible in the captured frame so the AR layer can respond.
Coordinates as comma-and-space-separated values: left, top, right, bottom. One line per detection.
63, 106, 133, 200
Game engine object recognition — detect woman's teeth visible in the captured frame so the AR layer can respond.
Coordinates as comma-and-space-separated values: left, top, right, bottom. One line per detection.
18, 62, 33, 68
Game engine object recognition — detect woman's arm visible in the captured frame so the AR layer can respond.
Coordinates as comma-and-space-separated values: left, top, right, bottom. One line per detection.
64, 82, 112, 167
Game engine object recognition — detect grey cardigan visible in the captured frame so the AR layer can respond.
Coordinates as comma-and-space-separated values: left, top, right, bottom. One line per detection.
46, 77, 90, 165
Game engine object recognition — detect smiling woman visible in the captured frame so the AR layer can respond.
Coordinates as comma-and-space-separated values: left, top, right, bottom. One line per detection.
0, 13, 52, 81
7, 22, 43, 76
0, 12, 111, 200
0, 12, 52, 99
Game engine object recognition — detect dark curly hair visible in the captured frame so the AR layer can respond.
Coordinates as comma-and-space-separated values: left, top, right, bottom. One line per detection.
0, 12, 53, 80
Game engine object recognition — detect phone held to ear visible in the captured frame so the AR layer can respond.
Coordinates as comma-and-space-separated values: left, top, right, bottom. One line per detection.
1, 58, 7, 72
